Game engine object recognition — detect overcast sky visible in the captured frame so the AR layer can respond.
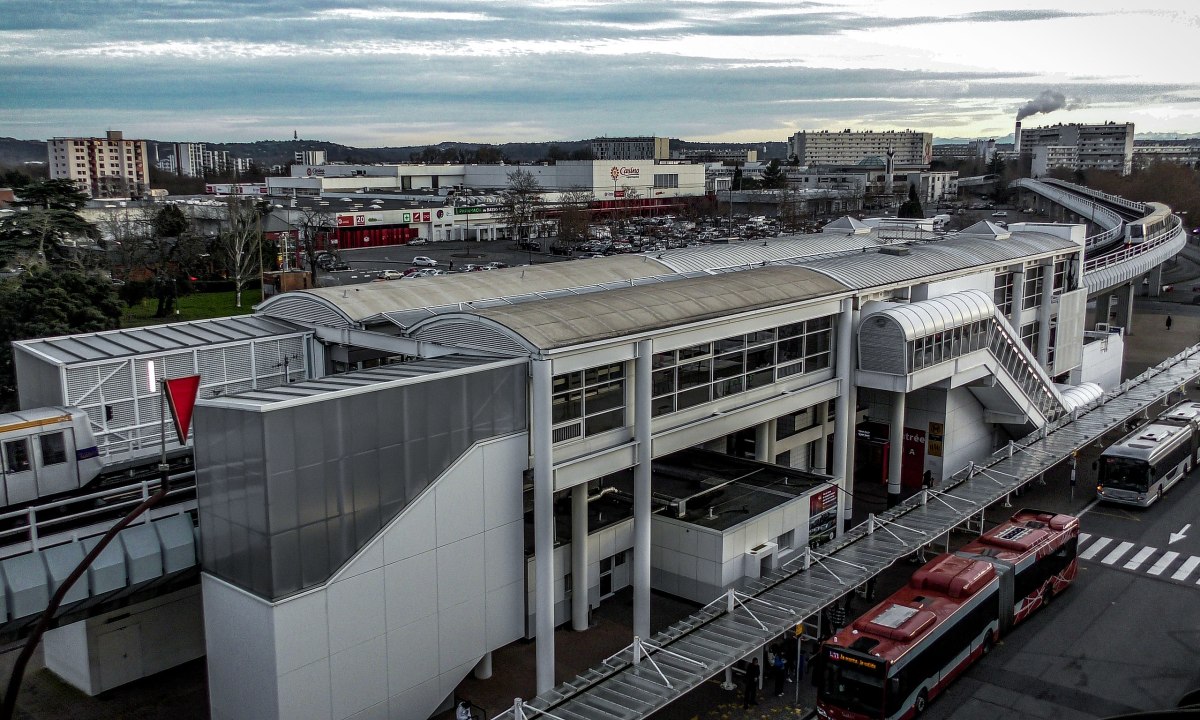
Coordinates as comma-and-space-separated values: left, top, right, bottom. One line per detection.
1, 0, 1196, 145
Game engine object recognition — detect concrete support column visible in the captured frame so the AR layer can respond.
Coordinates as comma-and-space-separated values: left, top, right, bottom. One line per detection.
1009, 267, 1026, 332
1112, 282, 1135, 334
531, 359, 556, 694
571, 483, 589, 632
474, 652, 493, 680
1037, 264, 1054, 369
1149, 265, 1163, 298
633, 340, 653, 639
813, 402, 829, 474
887, 391, 906, 508
831, 298, 858, 535
754, 422, 771, 463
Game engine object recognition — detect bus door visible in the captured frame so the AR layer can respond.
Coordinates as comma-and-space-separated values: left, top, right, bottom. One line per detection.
994, 563, 1015, 634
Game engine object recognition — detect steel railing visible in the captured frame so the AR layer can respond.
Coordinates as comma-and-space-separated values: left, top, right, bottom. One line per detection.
1041, 178, 1148, 216
0, 472, 197, 561
1083, 214, 1183, 273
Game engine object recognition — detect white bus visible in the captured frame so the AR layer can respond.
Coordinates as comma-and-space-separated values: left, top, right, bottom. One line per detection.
1096, 401, 1200, 507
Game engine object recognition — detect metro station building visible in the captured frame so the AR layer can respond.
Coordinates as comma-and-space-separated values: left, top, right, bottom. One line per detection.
166, 218, 1122, 720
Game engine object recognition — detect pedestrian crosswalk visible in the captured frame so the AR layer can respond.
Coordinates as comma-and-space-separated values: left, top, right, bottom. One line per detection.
1078, 533, 1200, 586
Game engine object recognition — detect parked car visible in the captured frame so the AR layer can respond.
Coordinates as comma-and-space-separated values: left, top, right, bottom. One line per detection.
378, 270, 405, 280
483, 262, 509, 270
991, 211, 1008, 218
463, 264, 487, 272
412, 256, 438, 267
408, 238, 429, 246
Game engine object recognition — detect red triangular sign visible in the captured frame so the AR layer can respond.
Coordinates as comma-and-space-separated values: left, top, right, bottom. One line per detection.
164, 375, 202, 444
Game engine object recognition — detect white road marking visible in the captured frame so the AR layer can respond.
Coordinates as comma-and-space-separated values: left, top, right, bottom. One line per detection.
1101, 541, 1135, 565
1079, 536, 1113, 560
1148, 551, 1179, 576
1079, 532, 1092, 545
1123, 546, 1156, 570
1173, 556, 1200, 582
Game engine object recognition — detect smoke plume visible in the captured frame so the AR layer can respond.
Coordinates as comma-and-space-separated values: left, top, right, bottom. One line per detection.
1016, 90, 1067, 121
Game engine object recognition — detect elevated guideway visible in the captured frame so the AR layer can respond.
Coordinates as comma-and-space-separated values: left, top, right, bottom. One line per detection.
491, 344, 1200, 720
1013, 178, 1126, 252
1015, 179, 1188, 295
0, 467, 199, 643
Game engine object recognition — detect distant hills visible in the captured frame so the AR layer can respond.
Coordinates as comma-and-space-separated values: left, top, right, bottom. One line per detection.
3, 132, 1196, 169
0, 136, 790, 168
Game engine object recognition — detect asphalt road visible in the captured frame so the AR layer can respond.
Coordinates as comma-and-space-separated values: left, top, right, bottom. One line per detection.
921, 475, 1200, 719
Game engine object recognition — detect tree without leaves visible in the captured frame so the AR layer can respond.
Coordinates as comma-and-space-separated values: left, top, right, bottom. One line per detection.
501, 169, 544, 243
291, 205, 336, 285
555, 186, 593, 250
218, 197, 266, 308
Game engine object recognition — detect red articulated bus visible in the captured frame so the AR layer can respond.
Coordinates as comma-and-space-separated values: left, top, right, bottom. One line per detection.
816, 509, 1079, 719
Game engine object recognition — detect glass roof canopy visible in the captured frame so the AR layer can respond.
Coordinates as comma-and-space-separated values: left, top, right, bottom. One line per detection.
492, 344, 1200, 720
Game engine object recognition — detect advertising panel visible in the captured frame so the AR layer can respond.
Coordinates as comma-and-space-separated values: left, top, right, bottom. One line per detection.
808, 485, 838, 547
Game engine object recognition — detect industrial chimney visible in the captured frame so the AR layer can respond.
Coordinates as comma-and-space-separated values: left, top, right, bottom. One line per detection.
1014, 121, 1022, 156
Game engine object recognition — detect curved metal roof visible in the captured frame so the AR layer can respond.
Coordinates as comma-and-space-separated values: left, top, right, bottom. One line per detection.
410, 266, 849, 352
803, 231, 1077, 290
651, 230, 890, 273
1059, 382, 1104, 412
255, 254, 675, 326
866, 290, 995, 342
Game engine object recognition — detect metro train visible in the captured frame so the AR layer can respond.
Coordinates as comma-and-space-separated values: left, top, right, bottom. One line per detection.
0, 406, 105, 508
1124, 202, 1175, 245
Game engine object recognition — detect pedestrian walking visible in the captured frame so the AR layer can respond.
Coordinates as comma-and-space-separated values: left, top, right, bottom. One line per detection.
742, 657, 760, 708
773, 648, 787, 697
1166, 315, 1173, 331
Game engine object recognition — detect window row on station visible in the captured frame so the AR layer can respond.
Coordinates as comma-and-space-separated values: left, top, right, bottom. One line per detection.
548, 314, 837, 443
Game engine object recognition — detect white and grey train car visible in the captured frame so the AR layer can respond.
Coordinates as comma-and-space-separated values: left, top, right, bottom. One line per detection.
0, 406, 105, 507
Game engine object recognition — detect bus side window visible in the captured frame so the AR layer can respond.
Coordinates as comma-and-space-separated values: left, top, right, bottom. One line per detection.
4, 439, 31, 473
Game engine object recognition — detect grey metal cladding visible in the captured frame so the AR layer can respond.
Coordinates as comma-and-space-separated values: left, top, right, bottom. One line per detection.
193, 362, 528, 600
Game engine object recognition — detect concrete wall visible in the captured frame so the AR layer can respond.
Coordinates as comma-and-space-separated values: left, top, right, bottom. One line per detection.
1077, 333, 1125, 390
523, 518, 635, 634
650, 491, 814, 605
44, 586, 205, 696
203, 433, 528, 720
941, 387, 994, 479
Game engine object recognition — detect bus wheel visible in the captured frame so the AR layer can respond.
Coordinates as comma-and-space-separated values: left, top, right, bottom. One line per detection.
914, 690, 929, 716
982, 633, 995, 655
1042, 581, 1054, 605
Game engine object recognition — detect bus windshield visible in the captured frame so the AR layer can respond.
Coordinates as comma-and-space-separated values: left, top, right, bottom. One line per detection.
1100, 456, 1149, 492
819, 661, 885, 717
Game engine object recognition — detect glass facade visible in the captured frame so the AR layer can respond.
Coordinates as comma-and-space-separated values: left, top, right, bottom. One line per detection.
552, 363, 626, 443
993, 272, 1014, 315
907, 319, 993, 371
651, 316, 834, 418
194, 363, 527, 600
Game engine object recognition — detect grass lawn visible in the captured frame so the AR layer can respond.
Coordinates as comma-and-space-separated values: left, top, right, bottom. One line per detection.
123, 289, 262, 328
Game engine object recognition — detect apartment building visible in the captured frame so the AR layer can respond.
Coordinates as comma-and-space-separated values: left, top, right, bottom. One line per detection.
47, 130, 150, 198
1018, 122, 1135, 175
590, 136, 670, 161
789, 130, 933, 166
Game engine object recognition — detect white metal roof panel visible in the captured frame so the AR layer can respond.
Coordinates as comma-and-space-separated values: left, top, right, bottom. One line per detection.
803, 231, 1077, 290
13, 316, 306, 366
